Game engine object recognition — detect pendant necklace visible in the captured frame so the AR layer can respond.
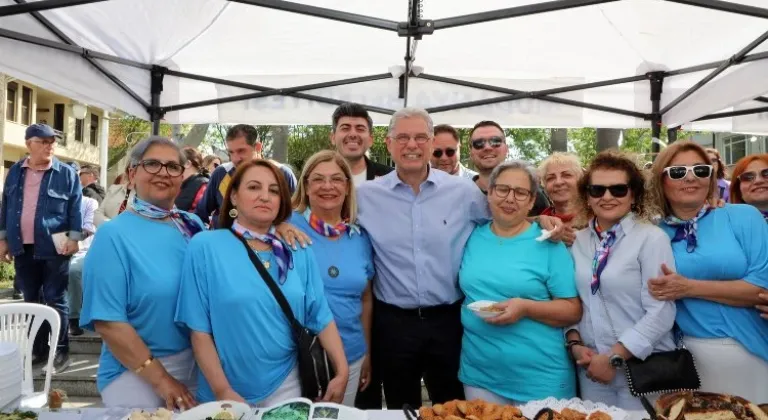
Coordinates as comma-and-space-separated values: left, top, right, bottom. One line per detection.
248, 240, 272, 269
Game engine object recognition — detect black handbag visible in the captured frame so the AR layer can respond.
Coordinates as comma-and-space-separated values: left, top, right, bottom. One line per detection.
233, 231, 335, 400
597, 290, 700, 397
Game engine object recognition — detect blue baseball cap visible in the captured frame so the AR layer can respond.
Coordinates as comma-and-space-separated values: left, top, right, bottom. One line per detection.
25, 123, 61, 140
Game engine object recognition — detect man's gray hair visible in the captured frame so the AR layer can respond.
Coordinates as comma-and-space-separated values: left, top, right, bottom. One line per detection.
489, 160, 540, 196
387, 107, 434, 137
129, 136, 186, 167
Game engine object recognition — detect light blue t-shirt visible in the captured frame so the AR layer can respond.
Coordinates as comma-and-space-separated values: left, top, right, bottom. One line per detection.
458, 222, 577, 403
174, 229, 334, 404
80, 211, 196, 391
289, 211, 374, 363
660, 204, 768, 362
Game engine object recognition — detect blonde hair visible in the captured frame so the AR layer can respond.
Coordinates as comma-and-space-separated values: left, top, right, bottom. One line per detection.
292, 150, 358, 224
648, 141, 717, 218
538, 152, 583, 185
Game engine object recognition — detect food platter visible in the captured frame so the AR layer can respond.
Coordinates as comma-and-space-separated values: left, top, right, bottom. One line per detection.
417, 398, 627, 420
124, 402, 251, 420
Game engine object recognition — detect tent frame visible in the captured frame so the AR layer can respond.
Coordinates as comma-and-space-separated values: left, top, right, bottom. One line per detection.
3, 0, 768, 153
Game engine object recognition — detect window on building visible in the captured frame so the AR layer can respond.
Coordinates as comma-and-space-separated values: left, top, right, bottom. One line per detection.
89, 114, 99, 146
75, 118, 84, 142
6, 82, 17, 122
723, 135, 747, 166
21, 87, 32, 125
53, 104, 65, 132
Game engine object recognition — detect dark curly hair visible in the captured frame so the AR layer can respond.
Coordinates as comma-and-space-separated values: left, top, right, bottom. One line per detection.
576, 150, 653, 225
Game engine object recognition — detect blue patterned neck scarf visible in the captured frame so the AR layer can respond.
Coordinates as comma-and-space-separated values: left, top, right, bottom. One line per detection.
232, 221, 293, 284
664, 204, 712, 253
130, 196, 203, 240
302, 207, 360, 238
590, 218, 624, 295
761, 210, 768, 223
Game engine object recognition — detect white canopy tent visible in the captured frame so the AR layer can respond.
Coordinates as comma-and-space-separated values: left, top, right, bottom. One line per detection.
2, 0, 768, 155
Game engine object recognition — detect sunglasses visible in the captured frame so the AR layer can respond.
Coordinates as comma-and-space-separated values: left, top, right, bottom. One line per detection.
738, 168, 768, 183
663, 165, 713, 180
471, 136, 504, 150
587, 184, 630, 198
433, 148, 456, 158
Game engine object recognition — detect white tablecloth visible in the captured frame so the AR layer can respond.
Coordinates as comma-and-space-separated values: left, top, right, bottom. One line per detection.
34, 408, 647, 420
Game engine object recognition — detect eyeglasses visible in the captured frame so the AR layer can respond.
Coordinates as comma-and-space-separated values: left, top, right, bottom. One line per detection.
663, 165, 713, 180
31, 138, 56, 146
471, 136, 504, 150
587, 184, 630, 198
491, 184, 532, 201
393, 134, 431, 144
307, 175, 347, 188
738, 168, 768, 183
136, 159, 184, 177
433, 148, 456, 158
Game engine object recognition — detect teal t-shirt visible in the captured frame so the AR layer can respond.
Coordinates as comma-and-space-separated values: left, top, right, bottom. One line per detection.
174, 229, 334, 403
80, 211, 198, 391
660, 204, 768, 362
289, 211, 374, 363
458, 222, 577, 403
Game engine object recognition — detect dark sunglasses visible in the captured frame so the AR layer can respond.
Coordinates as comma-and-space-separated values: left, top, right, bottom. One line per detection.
433, 148, 457, 158
663, 165, 713, 180
136, 159, 184, 177
587, 184, 630, 198
738, 168, 768, 183
471, 136, 504, 150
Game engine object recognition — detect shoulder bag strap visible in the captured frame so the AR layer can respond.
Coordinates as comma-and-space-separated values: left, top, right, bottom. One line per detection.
231, 230, 303, 339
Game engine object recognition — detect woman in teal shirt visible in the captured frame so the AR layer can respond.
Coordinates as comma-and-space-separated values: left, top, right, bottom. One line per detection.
290, 150, 374, 406
459, 160, 582, 404
175, 159, 349, 405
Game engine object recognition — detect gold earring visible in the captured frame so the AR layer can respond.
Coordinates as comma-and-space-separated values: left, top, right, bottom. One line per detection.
228, 208, 239, 218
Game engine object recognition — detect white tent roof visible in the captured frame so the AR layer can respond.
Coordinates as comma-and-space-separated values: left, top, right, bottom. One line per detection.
2, 0, 768, 131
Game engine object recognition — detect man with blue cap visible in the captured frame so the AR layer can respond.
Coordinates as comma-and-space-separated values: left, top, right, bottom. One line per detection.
0, 123, 84, 373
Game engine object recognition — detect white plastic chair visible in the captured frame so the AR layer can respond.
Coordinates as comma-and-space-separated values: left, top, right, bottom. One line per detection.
0, 302, 61, 408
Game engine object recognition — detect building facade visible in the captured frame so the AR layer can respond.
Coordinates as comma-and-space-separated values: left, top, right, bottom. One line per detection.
1, 74, 108, 183
691, 132, 767, 172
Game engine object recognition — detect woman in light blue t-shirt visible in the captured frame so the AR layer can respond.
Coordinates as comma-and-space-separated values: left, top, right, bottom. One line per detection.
80, 137, 204, 409
458, 160, 582, 404
647, 141, 768, 402
289, 150, 375, 407
175, 159, 349, 406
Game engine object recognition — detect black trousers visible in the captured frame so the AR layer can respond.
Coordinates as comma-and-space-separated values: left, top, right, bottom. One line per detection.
373, 299, 465, 409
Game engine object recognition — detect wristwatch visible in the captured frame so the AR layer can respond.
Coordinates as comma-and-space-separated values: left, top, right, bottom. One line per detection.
609, 354, 625, 368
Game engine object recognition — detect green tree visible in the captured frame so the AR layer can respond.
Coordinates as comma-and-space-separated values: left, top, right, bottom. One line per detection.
505, 128, 551, 163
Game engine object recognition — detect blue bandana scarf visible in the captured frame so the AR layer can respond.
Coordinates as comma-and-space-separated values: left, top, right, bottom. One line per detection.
664, 205, 712, 253
232, 221, 293, 284
130, 196, 203, 240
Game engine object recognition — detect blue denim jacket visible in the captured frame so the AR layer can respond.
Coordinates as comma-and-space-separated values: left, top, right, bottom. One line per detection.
0, 157, 84, 259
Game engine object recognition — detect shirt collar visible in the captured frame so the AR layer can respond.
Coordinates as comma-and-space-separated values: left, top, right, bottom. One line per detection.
22, 157, 54, 171
590, 212, 637, 238
385, 165, 439, 190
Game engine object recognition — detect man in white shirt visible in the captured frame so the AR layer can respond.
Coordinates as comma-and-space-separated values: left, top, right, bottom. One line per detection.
67, 163, 98, 337
431, 124, 477, 179
330, 103, 392, 186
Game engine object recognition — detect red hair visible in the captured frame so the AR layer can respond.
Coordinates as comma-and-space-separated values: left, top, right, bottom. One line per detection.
729, 154, 768, 204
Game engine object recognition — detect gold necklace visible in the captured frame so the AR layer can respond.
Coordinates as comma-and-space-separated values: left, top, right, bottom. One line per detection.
247, 240, 272, 269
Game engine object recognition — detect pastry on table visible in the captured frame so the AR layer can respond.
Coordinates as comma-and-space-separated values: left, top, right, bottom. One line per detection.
654, 391, 768, 420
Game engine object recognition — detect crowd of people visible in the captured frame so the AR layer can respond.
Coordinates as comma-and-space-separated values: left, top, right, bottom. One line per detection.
0, 103, 766, 412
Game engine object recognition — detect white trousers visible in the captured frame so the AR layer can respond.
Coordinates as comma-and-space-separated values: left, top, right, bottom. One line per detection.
578, 368, 658, 411
101, 349, 197, 408
463, 385, 519, 405
259, 358, 364, 407
685, 336, 768, 402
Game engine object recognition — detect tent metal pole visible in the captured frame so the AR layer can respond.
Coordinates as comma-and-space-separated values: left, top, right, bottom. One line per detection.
661, 28, 768, 115
754, 96, 768, 104
0, 0, 106, 17
650, 72, 664, 155
664, 0, 768, 20
420, 73, 649, 118
432, 0, 618, 30
161, 73, 393, 112
150, 67, 165, 135
665, 50, 768, 76
163, 69, 396, 115
693, 105, 768, 121
227, 0, 400, 31
667, 127, 678, 143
